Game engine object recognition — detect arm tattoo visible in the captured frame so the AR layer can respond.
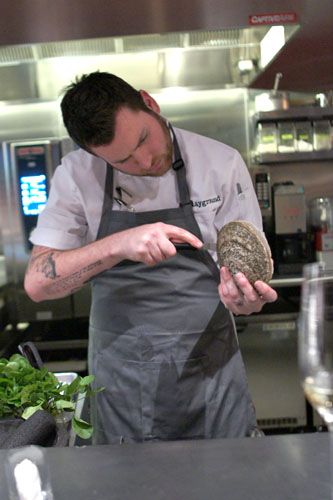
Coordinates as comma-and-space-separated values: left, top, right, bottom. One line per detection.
28, 250, 103, 296
44, 260, 103, 296
40, 252, 60, 279
28, 252, 60, 280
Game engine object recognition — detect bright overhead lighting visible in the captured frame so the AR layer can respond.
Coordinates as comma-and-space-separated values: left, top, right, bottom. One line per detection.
159, 86, 189, 101
260, 26, 285, 68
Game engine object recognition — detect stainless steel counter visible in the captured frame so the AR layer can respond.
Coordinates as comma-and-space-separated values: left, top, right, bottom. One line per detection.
270, 275, 304, 288
0, 433, 330, 499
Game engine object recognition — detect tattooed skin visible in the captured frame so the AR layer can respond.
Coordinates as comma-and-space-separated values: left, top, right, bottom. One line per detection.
27, 251, 60, 279
43, 261, 103, 296
41, 253, 60, 279
27, 250, 103, 296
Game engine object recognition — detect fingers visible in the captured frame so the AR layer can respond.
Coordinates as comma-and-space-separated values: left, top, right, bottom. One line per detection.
121, 222, 202, 265
145, 223, 203, 264
253, 279, 278, 303
148, 223, 202, 263
134, 234, 174, 265
218, 267, 277, 315
165, 225, 203, 249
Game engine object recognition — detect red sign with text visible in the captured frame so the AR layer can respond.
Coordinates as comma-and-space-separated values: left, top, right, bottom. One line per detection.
249, 12, 297, 25
17, 146, 45, 156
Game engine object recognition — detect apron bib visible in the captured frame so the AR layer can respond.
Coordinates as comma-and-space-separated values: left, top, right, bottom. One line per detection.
89, 127, 256, 444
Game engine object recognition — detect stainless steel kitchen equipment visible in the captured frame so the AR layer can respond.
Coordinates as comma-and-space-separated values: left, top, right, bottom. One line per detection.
256, 122, 278, 154
308, 196, 333, 269
254, 73, 290, 112
294, 121, 313, 152
277, 122, 296, 153
238, 314, 306, 430
0, 126, 90, 375
254, 171, 271, 211
313, 120, 332, 151
237, 277, 307, 432
1, 138, 77, 323
271, 182, 314, 274
273, 183, 307, 234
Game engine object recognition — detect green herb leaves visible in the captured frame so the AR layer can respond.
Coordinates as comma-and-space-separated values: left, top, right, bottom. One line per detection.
0, 354, 103, 439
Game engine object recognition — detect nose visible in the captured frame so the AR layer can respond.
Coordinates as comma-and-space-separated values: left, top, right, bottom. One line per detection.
133, 147, 152, 170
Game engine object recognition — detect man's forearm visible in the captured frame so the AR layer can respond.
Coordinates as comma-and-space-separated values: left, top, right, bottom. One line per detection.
27, 250, 103, 298
24, 238, 119, 302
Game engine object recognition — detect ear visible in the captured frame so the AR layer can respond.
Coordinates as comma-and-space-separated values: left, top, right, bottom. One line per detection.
139, 90, 160, 113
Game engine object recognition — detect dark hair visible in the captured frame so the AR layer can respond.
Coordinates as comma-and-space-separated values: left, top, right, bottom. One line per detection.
60, 71, 148, 152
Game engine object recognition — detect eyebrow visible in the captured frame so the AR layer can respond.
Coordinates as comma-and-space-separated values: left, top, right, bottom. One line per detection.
113, 128, 148, 164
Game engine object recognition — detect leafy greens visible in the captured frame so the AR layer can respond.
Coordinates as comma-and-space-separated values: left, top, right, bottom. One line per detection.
0, 354, 103, 439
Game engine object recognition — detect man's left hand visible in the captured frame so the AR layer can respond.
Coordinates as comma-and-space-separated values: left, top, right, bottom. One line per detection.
218, 266, 278, 315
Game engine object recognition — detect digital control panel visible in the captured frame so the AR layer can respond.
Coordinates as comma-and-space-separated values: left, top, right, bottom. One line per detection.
255, 172, 270, 210
14, 143, 50, 249
20, 174, 47, 216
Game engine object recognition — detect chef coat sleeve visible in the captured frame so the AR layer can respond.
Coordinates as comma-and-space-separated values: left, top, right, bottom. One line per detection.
29, 163, 88, 250
218, 150, 263, 231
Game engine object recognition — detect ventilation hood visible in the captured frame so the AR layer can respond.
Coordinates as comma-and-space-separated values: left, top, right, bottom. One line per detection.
0, 24, 299, 90
0, 0, 331, 97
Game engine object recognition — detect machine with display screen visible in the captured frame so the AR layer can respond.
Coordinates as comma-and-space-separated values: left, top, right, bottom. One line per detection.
2, 140, 60, 280
15, 143, 50, 250
1, 138, 91, 324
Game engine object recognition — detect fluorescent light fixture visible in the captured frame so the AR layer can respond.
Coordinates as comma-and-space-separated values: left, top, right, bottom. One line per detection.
260, 26, 285, 68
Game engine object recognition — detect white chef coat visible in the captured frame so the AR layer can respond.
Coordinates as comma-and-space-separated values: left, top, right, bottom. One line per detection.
30, 127, 262, 261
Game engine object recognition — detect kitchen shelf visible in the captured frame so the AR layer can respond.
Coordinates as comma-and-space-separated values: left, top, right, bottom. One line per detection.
253, 150, 333, 164
252, 106, 333, 164
255, 106, 333, 122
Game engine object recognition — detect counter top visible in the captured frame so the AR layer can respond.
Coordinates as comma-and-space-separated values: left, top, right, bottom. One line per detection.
0, 433, 330, 499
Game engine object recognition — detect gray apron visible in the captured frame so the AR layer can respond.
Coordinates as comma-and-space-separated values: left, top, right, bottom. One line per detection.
89, 127, 256, 444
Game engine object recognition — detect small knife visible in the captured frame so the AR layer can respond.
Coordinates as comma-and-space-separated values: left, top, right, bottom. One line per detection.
173, 242, 217, 252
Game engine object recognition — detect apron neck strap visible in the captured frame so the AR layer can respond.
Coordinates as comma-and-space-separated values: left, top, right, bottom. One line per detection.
101, 162, 114, 216
169, 124, 192, 207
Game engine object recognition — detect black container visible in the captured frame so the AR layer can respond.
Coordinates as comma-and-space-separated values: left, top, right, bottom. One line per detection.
0, 411, 69, 449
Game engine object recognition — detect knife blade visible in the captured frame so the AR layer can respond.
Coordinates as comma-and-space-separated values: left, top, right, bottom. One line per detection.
173, 242, 216, 252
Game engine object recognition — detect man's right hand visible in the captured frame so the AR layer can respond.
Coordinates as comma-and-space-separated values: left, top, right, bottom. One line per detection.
112, 222, 203, 265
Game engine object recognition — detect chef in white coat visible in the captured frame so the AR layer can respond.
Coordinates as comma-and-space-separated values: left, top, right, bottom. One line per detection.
25, 71, 277, 444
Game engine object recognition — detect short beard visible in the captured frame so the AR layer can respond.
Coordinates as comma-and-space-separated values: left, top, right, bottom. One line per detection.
143, 109, 174, 176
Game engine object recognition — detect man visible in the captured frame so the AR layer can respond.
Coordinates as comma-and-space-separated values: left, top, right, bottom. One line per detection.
24, 71, 277, 444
